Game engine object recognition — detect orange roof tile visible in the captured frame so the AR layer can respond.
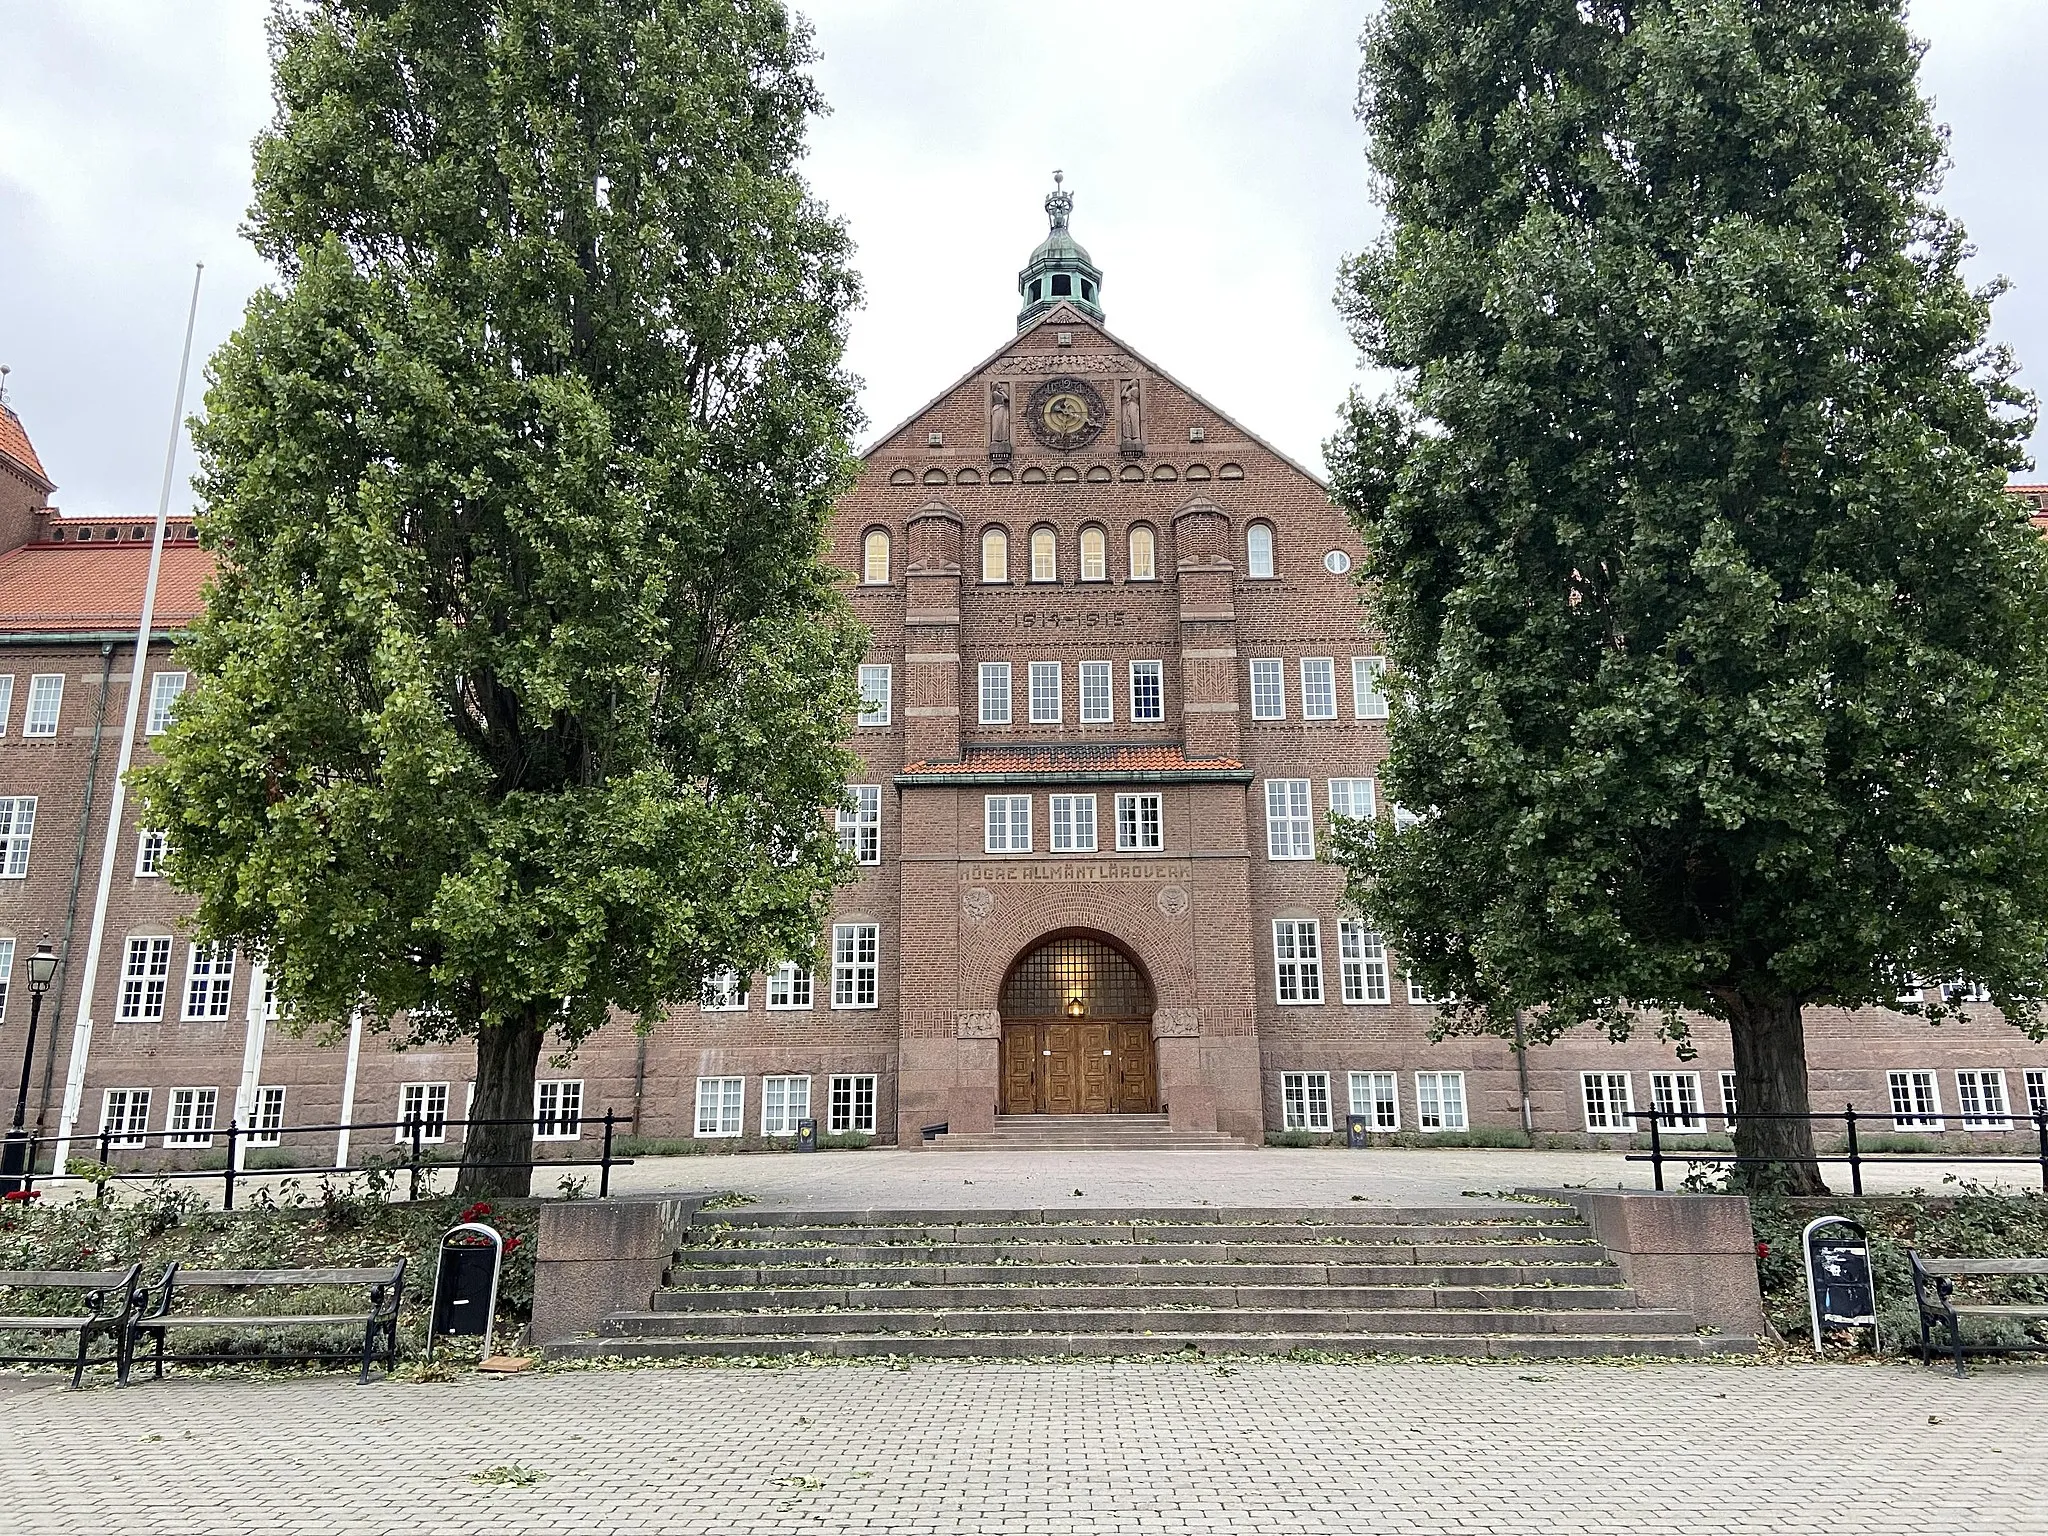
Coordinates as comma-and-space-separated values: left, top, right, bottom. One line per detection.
2012, 484, 2048, 536
0, 405, 53, 492
899, 744, 1249, 783
0, 543, 213, 633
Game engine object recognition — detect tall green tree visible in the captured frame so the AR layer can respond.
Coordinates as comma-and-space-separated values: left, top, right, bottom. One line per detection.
136, 0, 865, 1196
1329, 0, 2048, 1190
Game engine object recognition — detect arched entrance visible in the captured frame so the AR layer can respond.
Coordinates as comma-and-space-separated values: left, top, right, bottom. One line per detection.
998, 934, 1158, 1115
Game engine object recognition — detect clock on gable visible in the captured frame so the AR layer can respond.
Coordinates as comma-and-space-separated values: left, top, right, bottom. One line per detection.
1025, 376, 1108, 452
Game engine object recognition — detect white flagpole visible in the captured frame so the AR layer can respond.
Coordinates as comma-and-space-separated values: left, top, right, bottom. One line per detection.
51, 263, 204, 1173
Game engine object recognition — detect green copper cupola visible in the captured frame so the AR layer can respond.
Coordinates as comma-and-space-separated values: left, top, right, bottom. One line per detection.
1017, 172, 1105, 329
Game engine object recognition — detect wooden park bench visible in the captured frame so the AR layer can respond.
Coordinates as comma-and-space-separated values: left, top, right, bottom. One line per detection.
0, 1265, 142, 1387
1910, 1251, 2048, 1376
131, 1260, 406, 1384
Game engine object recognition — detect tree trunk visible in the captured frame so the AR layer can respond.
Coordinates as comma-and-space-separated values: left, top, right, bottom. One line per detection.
456, 1008, 545, 1200
1721, 989, 1829, 1195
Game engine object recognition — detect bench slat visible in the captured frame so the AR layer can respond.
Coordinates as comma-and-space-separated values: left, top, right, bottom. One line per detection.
0, 1271, 133, 1289
1917, 1258, 2048, 1276
1950, 1304, 2048, 1318
168, 1268, 401, 1287
0, 1316, 92, 1330
145, 1313, 377, 1329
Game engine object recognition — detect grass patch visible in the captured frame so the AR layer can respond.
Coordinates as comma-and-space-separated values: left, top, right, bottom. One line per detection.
471, 1464, 546, 1488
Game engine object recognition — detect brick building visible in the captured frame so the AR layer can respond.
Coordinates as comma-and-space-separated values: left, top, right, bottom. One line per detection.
2, 189, 2045, 1172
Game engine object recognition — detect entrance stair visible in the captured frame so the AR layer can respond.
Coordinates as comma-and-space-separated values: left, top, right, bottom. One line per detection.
929, 1114, 1246, 1152
546, 1205, 1754, 1362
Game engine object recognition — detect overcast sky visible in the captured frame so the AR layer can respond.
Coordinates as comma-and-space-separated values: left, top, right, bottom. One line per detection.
1, 1, 2042, 519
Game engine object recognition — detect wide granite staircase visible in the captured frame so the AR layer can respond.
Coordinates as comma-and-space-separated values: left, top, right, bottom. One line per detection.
927, 1114, 1247, 1152
544, 1205, 1754, 1362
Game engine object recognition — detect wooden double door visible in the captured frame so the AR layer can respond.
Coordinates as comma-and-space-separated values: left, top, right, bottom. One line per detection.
1000, 1019, 1158, 1115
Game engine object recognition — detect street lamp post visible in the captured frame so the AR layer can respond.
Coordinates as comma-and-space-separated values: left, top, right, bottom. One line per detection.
0, 940, 61, 1193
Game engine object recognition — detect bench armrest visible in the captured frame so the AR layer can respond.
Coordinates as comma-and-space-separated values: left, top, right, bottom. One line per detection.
82, 1264, 143, 1327
135, 1264, 179, 1324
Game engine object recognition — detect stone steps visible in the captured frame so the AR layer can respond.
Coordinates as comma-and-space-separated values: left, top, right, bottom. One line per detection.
929, 1114, 1249, 1151
608, 1306, 1701, 1338
661, 1261, 1636, 1288
671, 1241, 1614, 1267
650, 1283, 1646, 1311
548, 1331, 1749, 1362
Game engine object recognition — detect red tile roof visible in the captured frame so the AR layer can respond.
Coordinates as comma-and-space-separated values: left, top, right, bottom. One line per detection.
899, 744, 1249, 783
0, 543, 213, 633
0, 405, 53, 492
2011, 484, 2048, 536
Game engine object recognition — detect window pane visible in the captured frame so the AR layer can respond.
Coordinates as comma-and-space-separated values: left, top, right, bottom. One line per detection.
1079, 661, 1112, 723
1031, 528, 1057, 581
1250, 660, 1284, 720
980, 662, 1012, 724
982, 528, 1009, 583
863, 530, 890, 584
857, 665, 892, 727
1080, 527, 1106, 581
1128, 526, 1155, 580
24, 675, 62, 737
1129, 661, 1162, 722
1353, 656, 1388, 719
1246, 524, 1274, 578
1300, 659, 1337, 719
1029, 661, 1062, 723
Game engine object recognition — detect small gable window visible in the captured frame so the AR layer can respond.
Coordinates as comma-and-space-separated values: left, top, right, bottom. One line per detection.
1246, 523, 1275, 579
1028, 279, 1042, 303
1128, 525, 1156, 581
1031, 527, 1058, 583
862, 529, 890, 585
1051, 274, 1072, 298
1079, 526, 1107, 582
982, 527, 1009, 584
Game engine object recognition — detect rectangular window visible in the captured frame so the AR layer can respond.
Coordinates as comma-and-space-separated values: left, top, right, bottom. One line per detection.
117, 935, 174, 1021
0, 937, 12, 1021
1264, 779, 1314, 860
1249, 659, 1285, 720
837, 785, 882, 866
23, 674, 63, 737
1281, 1072, 1333, 1132
767, 962, 813, 1011
1415, 1072, 1467, 1131
829, 1074, 878, 1134
695, 1076, 745, 1138
535, 1079, 583, 1140
1050, 793, 1097, 853
1648, 1072, 1705, 1133
165, 1087, 218, 1148
0, 675, 12, 735
1129, 660, 1163, 722
2027, 1069, 2047, 1122
1720, 1071, 1739, 1130
1352, 656, 1389, 720
762, 1075, 812, 1136
136, 828, 166, 877
985, 794, 1032, 853
1944, 980, 1991, 1005
1029, 661, 1062, 724
1079, 661, 1113, 723
979, 661, 1012, 724
0, 797, 36, 878
1114, 792, 1162, 852
832, 923, 879, 1009
1338, 923, 1389, 1005
1955, 1070, 2011, 1130
1272, 919, 1324, 1005
1407, 974, 1451, 1007
398, 1082, 450, 1143
1582, 1072, 1635, 1133
857, 664, 892, 727
1300, 658, 1337, 719
99, 1088, 152, 1149
1328, 779, 1376, 822
1349, 1071, 1399, 1131
146, 672, 188, 736
700, 970, 749, 1011
182, 943, 235, 1021
1888, 1070, 1943, 1131
248, 1085, 287, 1147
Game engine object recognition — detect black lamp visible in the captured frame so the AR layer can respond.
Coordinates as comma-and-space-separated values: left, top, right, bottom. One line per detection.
1, 938, 58, 1192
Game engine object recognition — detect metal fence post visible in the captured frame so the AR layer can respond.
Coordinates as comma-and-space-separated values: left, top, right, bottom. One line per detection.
601, 1109, 617, 1198
1648, 1105, 1665, 1191
224, 1120, 240, 1210
2036, 1110, 2047, 1194
97, 1128, 110, 1166
409, 1116, 424, 1202
1845, 1104, 1863, 1197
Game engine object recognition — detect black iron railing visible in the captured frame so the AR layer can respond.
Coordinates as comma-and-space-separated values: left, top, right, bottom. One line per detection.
1631, 1105, 2048, 1193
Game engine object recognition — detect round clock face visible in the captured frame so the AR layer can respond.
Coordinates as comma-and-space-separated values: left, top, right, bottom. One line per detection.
1025, 377, 1108, 451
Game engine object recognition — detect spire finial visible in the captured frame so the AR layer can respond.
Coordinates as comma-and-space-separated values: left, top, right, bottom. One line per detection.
0, 366, 10, 407
1045, 170, 1073, 233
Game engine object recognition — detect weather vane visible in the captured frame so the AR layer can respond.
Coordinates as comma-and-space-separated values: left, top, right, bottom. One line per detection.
1045, 169, 1073, 232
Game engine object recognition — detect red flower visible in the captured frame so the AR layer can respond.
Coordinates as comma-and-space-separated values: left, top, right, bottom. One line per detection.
1, 1189, 41, 1203
459, 1201, 493, 1223
503, 1236, 523, 1252
1756, 1240, 1770, 1258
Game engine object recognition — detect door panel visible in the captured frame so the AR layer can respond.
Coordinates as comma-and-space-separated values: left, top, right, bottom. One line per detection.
998, 1017, 1159, 1115
1113, 1021, 1157, 1112
1042, 1024, 1078, 1114
1002, 1025, 1039, 1114
1078, 1024, 1112, 1113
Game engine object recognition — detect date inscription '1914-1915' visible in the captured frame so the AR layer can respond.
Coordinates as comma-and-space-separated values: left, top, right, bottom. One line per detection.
1017, 610, 1127, 632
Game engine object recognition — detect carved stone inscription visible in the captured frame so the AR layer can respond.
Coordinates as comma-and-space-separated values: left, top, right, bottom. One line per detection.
1015, 608, 1127, 633
1000, 352, 1138, 377
959, 861, 1191, 885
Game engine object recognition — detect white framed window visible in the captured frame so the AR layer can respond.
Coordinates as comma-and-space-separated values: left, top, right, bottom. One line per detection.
696, 1076, 745, 1137
1338, 923, 1389, 1005
117, 935, 173, 1021
398, 1082, 450, 1143
1249, 659, 1285, 720
165, 1087, 218, 1148
2027, 1069, 2047, 1121
0, 937, 12, 1021
1300, 658, 1337, 719
136, 828, 166, 877
1888, 1070, 1943, 1131
1129, 660, 1163, 722
98, 1088, 151, 1149
979, 661, 1012, 724
1407, 973, 1451, 1006
0, 796, 36, 878
247, 1085, 287, 1147
832, 923, 879, 1009
1114, 792, 1162, 852
838, 785, 882, 866
535, 1079, 583, 1140
1415, 1072, 1467, 1131
1246, 523, 1275, 578
857, 664, 892, 727
0, 675, 12, 734
1079, 526, 1108, 582
1329, 779, 1376, 822
1029, 660, 1062, 723
1079, 661, 1113, 723
829, 1074, 877, 1134
1030, 527, 1058, 582
1281, 1072, 1333, 1132
1050, 793, 1097, 853
1264, 779, 1314, 860
1127, 525, 1156, 581
261, 967, 281, 1021
763, 1075, 811, 1136
1582, 1072, 1635, 1133
1955, 1070, 2011, 1130
981, 527, 1009, 583
1896, 980, 1926, 1007
1719, 1071, 1739, 1129
985, 794, 1032, 853
1648, 1072, 1705, 1133
1353, 656, 1389, 719
1272, 919, 1323, 1004
182, 943, 235, 1021
767, 962, 813, 1011
1349, 1071, 1399, 1131
146, 672, 187, 736
700, 970, 749, 1011
1943, 980, 1992, 1005
862, 529, 890, 585
23, 674, 63, 738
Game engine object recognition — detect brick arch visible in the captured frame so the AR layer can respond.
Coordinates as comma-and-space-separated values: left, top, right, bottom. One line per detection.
997, 929, 1156, 1020
959, 887, 1198, 1018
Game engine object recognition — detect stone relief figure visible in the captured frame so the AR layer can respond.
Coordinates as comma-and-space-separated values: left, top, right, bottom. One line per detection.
989, 381, 1012, 447
1119, 378, 1142, 443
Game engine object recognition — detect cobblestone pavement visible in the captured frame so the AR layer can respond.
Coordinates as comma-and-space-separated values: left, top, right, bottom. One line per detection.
2, 1359, 2041, 1534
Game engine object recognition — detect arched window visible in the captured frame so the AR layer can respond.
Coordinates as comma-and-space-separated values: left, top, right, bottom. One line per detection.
1031, 527, 1058, 583
862, 529, 890, 585
1079, 525, 1107, 582
1246, 523, 1275, 579
1128, 525, 1156, 582
981, 527, 1009, 583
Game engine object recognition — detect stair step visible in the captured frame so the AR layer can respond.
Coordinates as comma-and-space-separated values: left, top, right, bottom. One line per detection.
670, 1241, 1614, 1267
550, 1331, 1749, 1362
608, 1306, 1701, 1338
665, 1262, 1630, 1288
651, 1283, 1639, 1312
689, 1221, 1591, 1247
697, 1205, 1562, 1227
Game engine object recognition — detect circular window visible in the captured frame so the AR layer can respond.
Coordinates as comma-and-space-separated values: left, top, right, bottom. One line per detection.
1323, 549, 1353, 575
